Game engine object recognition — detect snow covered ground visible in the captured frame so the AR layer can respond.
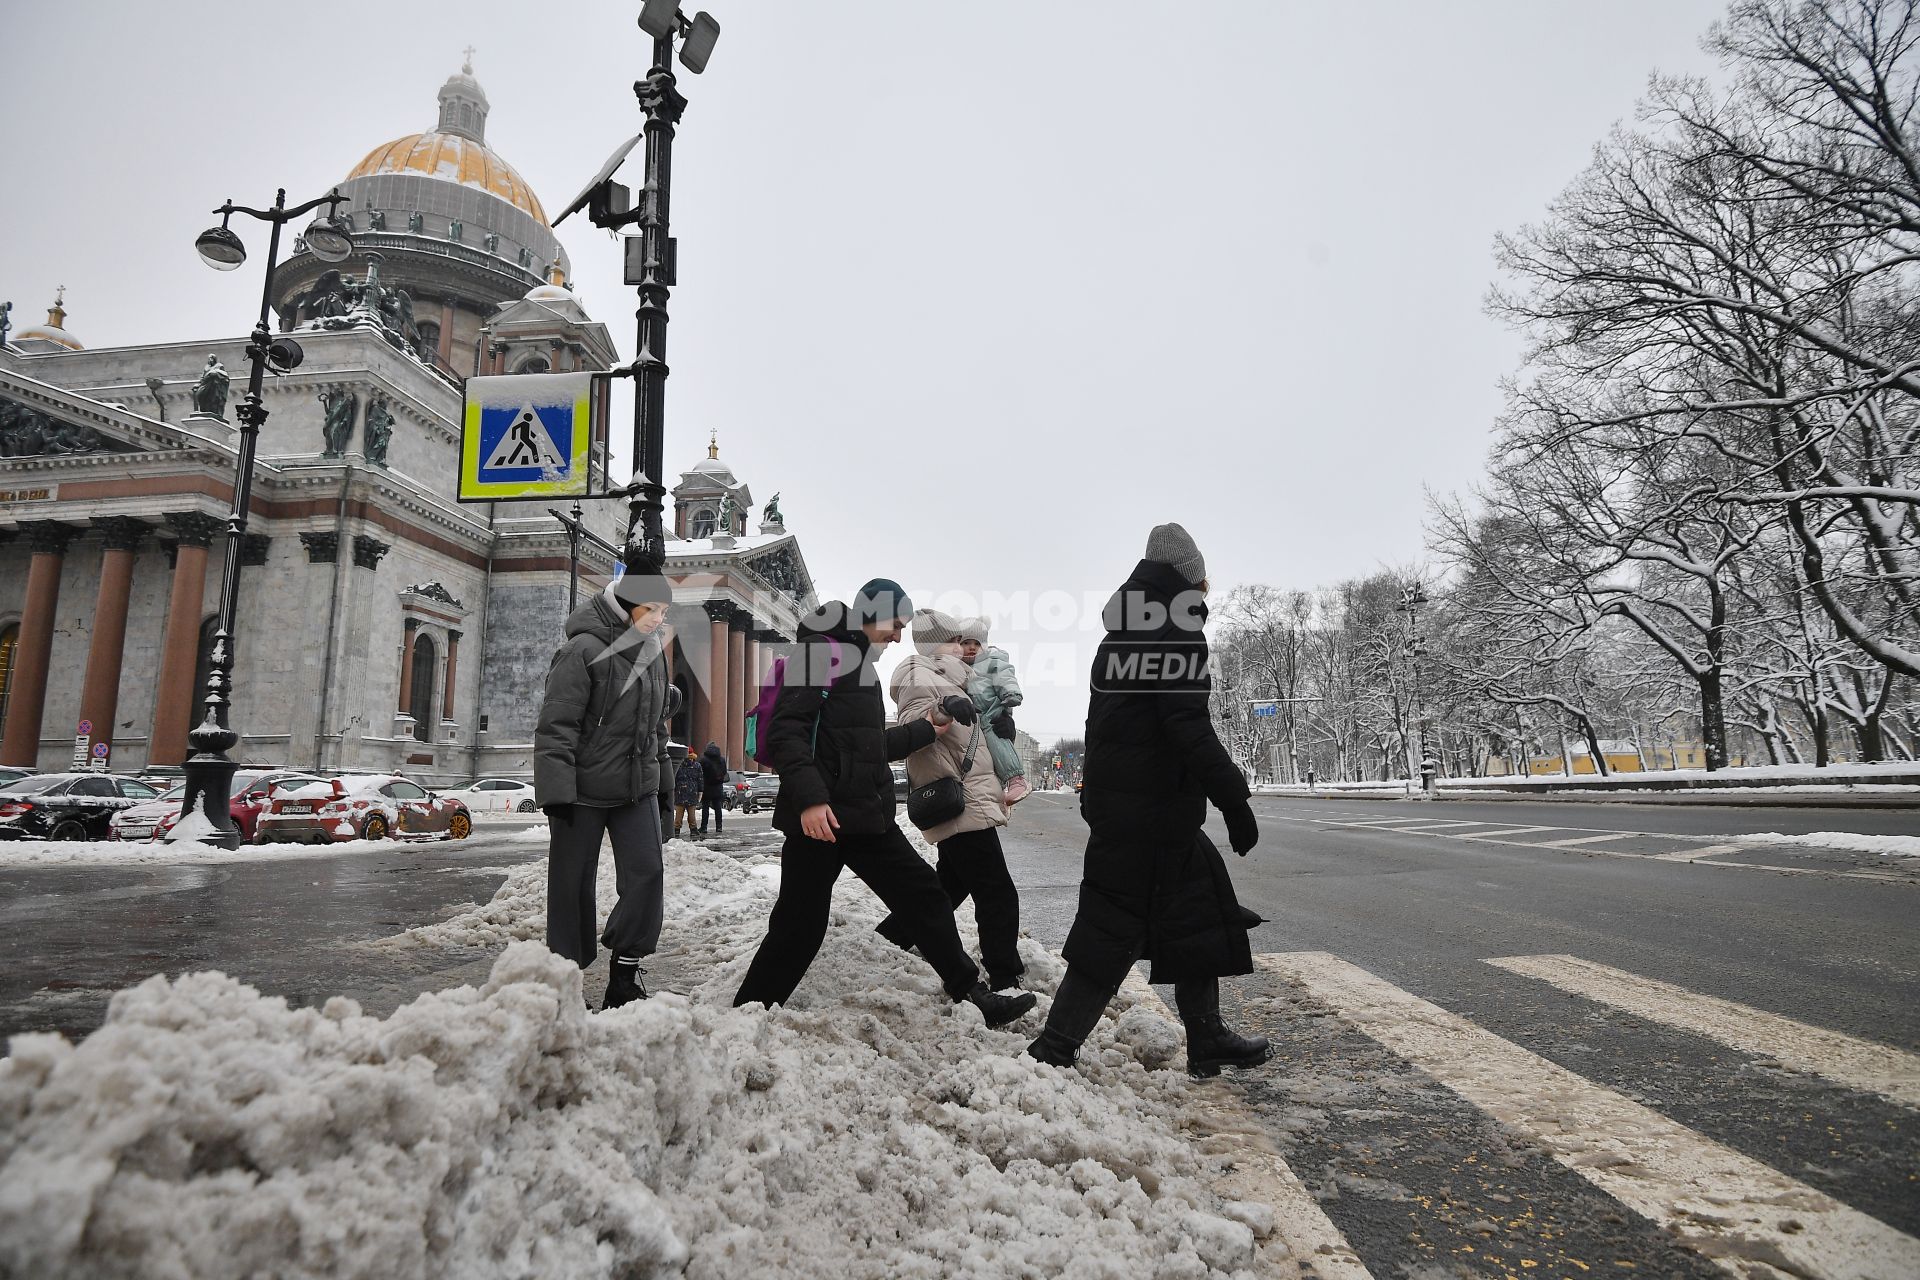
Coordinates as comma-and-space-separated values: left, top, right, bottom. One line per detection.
0, 822, 1276, 1279
1724, 830, 1920, 858
0, 835, 416, 867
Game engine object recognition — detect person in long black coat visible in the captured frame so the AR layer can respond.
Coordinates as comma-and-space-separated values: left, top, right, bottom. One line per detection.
1027, 524, 1272, 1076
732, 578, 1038, 1028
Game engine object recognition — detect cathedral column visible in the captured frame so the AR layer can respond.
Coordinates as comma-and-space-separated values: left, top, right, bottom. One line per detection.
703, 601, 732, 756
397, 619, 420, 714
727, 613, 751, 768
682, 611, 710, 750
437, 297, 456, 368
150, 512, 223, 766
0, 522, 79, 768
78, 518, 149, 764
442, 629, 461, 729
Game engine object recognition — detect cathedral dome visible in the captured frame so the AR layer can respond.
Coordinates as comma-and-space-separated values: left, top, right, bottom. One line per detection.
16, 290, 82, 351
347, 132, 548, 225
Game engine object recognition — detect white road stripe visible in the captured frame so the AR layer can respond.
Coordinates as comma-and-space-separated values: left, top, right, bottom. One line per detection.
1261, 815, 1916, 883
1646, 844, 1742, 861
1258, 952, 1920, 1280
1486, 954, 1920, 1111
1121, 973, 1375, 1279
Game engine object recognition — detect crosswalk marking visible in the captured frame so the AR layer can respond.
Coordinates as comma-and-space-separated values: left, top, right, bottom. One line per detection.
1261, 810, 1914, 882
1486, 954, 1920, 1111
1257, 952, 1920, 1280
1122, 973, 1377, 1279
1645, 844, 1742, 860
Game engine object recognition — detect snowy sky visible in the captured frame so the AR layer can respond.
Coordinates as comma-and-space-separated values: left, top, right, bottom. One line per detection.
0, 0, 1726, 743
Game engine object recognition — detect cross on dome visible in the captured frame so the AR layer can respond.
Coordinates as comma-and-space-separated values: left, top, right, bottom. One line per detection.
462, 46, 476, 74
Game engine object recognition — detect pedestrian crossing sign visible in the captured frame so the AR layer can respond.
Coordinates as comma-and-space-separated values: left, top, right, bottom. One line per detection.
459, 371, 595, 501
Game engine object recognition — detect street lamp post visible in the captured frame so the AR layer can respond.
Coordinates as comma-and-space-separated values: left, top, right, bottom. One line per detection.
1395, 584, 1435, 796
173, 187, 353, 846
554, 4, 719, 577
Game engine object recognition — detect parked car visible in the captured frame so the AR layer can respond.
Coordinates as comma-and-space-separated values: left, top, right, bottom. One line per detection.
436, 776, 537, 813
0, 773, 162, 841
727, 772, 760, 812
0, 766, 35, 789
257, 774, 472, 844
108, 783, 186, 842
110, 770, 323, 842
745, 773, 780, 811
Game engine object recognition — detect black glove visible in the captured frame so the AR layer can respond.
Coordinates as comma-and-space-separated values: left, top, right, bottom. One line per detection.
991, 711, 1016, 741
542, 803, 574, 824
1221, 800, 1259, 856
940, 695, 977, 726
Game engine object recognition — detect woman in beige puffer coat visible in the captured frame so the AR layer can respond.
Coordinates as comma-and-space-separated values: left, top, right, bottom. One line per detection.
875, 609, 1025, 989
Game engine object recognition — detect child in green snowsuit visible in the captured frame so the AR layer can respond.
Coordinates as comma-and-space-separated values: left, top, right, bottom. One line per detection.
958, 620, 1030, 804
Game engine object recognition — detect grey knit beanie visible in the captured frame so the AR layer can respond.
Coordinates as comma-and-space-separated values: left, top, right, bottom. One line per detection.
912, 608, 971, 649
957, 615, 989, 644
1144, 522, 1206, 586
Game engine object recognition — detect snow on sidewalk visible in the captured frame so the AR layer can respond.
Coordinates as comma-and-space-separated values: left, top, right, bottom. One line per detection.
1726, 830, 1920, 858
0, 826, 1272, 1279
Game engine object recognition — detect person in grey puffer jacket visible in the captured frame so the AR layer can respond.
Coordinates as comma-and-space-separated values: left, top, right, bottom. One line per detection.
534, 571, 673, 1009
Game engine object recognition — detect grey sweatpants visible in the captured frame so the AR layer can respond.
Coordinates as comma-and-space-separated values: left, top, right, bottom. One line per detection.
545, 802, 664, 968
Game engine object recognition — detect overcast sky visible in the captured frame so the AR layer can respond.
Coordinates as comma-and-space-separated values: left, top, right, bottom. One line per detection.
1, 1, 1729, 743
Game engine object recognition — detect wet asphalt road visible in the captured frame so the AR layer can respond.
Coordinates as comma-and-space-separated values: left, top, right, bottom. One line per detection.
2, 794, 1915, 1278
1007, 791, 1920, 1278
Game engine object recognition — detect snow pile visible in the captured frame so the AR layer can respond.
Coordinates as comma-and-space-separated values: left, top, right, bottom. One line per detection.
0, 827, 1262, 1279
0, 836, 406, 867
1732, 830, 1920, 858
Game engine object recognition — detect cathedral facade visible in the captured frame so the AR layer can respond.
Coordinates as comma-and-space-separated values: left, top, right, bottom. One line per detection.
0, 63, 816, 784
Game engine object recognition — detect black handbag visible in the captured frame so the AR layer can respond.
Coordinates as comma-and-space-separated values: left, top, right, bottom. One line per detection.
905, 717, 983, 831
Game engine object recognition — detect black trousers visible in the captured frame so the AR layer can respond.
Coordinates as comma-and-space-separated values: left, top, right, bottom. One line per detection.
734, 826, 981, 1007
699, 789, 725, 832
877, 826, 1024, 985
545, 802, 664, 968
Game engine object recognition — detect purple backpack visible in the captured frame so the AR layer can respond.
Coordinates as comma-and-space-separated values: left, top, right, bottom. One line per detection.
746, 637, 844, 769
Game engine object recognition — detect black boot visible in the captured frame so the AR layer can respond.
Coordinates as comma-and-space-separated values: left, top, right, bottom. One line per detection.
1175, 978, 1270, 1077
603, 956, 649, 1010
1021, 966, 1118, 1069
1026, 1026, 1080, 1067
965, 982, 1037, 1028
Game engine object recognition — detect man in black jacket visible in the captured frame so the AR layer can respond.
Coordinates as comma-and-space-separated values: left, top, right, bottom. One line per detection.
534, 571, 674, 1009
733, 578, 1038, 1028
697, 741, 729, 834
1026, 524, 1272, 1076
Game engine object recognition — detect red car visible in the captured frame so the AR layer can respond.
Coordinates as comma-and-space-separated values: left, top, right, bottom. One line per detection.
111, 770, 322, 842
257, 774, 471, 844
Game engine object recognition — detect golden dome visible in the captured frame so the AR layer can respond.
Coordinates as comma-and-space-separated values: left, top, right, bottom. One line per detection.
347, 132, 549, 225
18, 288, 82, 350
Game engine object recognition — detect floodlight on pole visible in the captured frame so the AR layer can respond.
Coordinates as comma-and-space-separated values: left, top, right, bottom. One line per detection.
638, 0, 678, 37
680, 12, 720, 72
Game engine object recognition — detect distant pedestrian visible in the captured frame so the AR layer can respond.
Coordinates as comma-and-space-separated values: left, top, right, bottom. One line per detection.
733, 579, 1038, 1027
1027, 524, 1271, 1076
698, 740, 729, 834
956, 619, 1030, 804
672, 747, 703, 837
534, 573, 674, 1009
877, 609, 1024, 991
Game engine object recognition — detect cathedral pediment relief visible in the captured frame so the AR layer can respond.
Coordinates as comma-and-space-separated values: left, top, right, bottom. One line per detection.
0, 396, 141, 459
742, 544, 812, 604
